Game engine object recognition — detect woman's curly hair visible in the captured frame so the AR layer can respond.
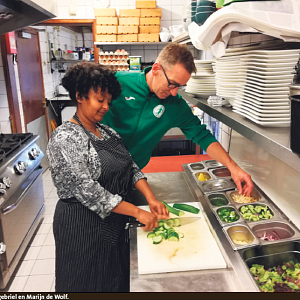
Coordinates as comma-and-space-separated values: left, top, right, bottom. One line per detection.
61, 62, 122, 105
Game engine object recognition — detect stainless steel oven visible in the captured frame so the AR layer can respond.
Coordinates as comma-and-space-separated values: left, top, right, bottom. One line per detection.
0, 133, 45, 289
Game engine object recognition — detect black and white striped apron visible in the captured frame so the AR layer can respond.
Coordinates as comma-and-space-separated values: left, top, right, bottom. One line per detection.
53, 114, 134, 292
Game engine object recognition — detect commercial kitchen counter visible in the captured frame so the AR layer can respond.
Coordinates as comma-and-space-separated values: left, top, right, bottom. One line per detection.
129, 171, 259, 292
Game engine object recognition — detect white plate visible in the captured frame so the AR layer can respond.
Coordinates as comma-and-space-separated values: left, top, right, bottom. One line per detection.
236, 87, 288, 98
232, 103, 290, 118
235, 89, 290, 103
233, 107, 290, 121
240, 82, 289, 92
185, 92, 213, 98
232, 99, 290, 112
234, 95, 290, 106
232, 109, 291, 127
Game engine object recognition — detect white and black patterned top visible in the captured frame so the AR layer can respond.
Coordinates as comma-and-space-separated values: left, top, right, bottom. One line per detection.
46, 121, 146, 219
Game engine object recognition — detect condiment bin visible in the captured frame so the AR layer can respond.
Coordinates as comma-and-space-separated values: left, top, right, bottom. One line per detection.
247, 220, 300, 246
187, 162, 207, 172
212, 205, 243, 227
193, 170, 216, 183
197, 178, 236, 194
237, 202, 281, 223
201, 159, 223, 169
204, 192, 230, 208
209, 167, 231, 179
225, 189, 268, 206
223, 224, 260, 250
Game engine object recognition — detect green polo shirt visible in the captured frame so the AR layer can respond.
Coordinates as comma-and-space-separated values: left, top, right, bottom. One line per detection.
102, 67, 217, 169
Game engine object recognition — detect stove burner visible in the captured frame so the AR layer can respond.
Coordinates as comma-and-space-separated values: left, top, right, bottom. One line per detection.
0, 133, 33, 162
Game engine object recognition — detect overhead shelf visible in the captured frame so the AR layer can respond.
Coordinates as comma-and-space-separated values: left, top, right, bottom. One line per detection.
94, 42, 171, 46
178, 89, 300, 173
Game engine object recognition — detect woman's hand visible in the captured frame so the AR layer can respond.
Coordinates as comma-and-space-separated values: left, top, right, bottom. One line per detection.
230, 165, 254, 197
147, 198, 170, 219
136, 209, 159, 230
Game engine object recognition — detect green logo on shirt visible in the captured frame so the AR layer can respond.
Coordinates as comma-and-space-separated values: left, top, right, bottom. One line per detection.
153, 105, 165, 118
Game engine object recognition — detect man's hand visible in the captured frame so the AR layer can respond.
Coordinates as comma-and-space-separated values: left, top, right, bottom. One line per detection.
229, 165, 254, 197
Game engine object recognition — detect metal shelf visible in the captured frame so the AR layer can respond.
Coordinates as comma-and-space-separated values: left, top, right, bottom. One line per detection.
178, 89, 300, 172
50, 60, 94, 63
94, 42, 171, 46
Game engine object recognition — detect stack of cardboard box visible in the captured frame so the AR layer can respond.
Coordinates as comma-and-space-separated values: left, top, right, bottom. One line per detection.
137, 1, 161, 42
95, 1, 161, 43
95, 8, 118, 42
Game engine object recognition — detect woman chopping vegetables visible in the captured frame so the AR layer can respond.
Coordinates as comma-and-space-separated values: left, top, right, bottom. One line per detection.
46, 62, 169, 292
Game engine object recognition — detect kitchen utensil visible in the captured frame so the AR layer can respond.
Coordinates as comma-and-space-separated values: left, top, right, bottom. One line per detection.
159, 32, 170, 42
137, 202, 227, 274
125, 220, 145, 229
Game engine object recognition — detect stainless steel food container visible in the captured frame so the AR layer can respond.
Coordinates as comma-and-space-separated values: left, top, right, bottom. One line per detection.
237, 202, 281, 223
248, 220, 300, 246
187, 162, 207, 173
193, 170, 216, 183
212, 205, 244, 227
225, 189, 268, 207
240, 241, 300, 291
202, 159, 223, 169
197, 178, 236, 194
223, 223, 260, 250
209, 166, 231, 179
204, 192, 230, 209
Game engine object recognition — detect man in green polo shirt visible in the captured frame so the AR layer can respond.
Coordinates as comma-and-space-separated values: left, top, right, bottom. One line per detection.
102, 43, 253, 197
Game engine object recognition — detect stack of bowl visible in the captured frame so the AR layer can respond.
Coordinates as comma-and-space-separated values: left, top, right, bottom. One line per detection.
195, 0, 217, 25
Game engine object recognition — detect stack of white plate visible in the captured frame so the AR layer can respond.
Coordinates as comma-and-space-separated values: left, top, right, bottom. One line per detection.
185, 60, 216, 97
214, 47, 300, 127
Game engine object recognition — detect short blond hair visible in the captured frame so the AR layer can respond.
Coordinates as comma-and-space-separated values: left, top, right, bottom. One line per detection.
156, 43, 197, 74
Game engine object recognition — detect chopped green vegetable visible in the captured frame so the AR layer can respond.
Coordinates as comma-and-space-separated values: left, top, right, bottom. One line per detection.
168, 231, 179, 241
217, 207, 239, 223
152, 235, 162, 244
172, 203, 200, 214
162, 202, 185, 216
240, 204, 273, 222
147, 232, 156, 239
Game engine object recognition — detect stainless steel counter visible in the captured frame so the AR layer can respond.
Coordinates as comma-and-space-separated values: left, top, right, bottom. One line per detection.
178, 89, 300, 173
129, 171, 259, 292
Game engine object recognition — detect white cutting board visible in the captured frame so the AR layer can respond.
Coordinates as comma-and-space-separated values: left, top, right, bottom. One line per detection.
137, 202, 227, 274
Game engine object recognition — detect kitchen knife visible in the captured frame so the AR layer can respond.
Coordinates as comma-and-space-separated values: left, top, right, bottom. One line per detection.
125, 220, 145, 229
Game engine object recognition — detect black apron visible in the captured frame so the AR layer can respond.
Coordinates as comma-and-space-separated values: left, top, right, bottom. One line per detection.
53, 114, 134, 292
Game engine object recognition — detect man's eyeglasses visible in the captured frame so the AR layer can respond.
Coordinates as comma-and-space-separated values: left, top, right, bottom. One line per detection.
160, 65, 186, 89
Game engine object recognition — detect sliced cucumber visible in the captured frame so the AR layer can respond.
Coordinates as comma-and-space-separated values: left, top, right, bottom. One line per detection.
147, 232, 156, 239
159, 233, 167, 240
163, 222, 170, 230
178, 232, 184, 238
155, 230, 164, 236
152, 235, 162, 244
158, 221, 165, 227
162, 202, 185, 217
173, 203, 200, 214
166, 219, 175, 227
173, 218, 181, 227
168, 231, 179, 241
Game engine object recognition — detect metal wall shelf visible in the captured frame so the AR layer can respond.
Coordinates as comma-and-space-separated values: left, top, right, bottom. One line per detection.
178, 89, 300, 173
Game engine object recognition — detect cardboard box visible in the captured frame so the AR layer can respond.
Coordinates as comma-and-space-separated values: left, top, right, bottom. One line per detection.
118, 17, 140, 26
136, 1, 156, 9
140, 8, 162, 18
139, 26, 160, 34
96, 17, 118, 26
118, 26, 139, 34
117, 34, 138, 42
94, 8, 117, 17
138, 33, 159, 42
95, 35, 117, 42
96, 26, 117, 35
119, 9, 141, 17
139, 17, 160, 26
